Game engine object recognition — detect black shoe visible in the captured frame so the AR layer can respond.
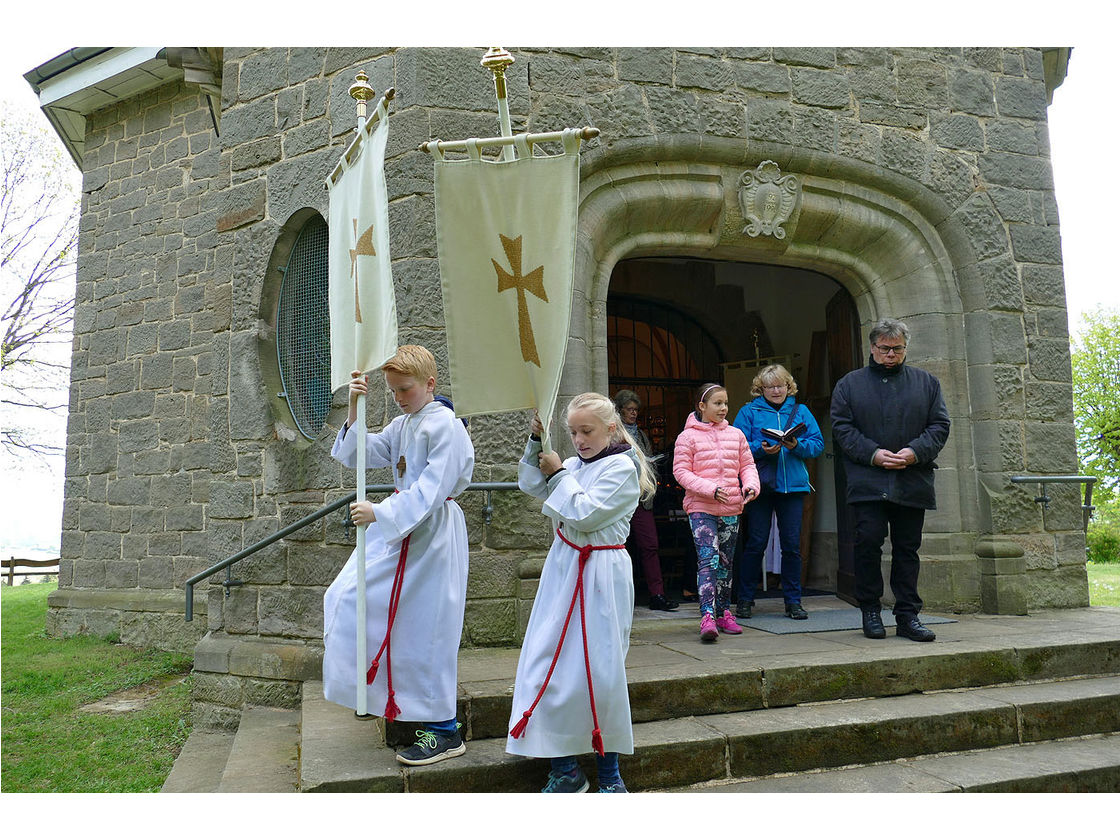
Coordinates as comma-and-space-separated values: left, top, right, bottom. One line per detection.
735, 600, 753, 619
649, 594, 679, 611
785, 602, 808, 620
395, 727, 467, 766
862, 609, 886, 639
896, 615, 936, 642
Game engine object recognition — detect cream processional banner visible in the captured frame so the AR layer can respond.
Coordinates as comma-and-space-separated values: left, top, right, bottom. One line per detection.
434, 131, 581, 442
327, 98, 398, 392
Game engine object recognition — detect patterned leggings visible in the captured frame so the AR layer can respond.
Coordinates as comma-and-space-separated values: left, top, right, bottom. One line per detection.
689, 512, 740, 618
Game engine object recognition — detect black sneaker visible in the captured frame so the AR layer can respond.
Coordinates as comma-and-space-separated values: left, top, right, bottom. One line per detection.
736, 600, 753, 619
395, 727, 467, 766
861, 608, 886, 639
896, 615, 936, 642
649, 594, 679, 611
785, 602, 808, 620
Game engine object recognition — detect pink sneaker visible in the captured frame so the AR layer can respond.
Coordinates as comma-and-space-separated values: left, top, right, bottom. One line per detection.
700, 614, 718, 641
715, 610, 742, 634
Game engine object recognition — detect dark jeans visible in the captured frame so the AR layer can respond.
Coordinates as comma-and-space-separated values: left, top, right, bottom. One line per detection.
626, 505, 665, 597
851, 501, 925, 617
739, 491, 806, 605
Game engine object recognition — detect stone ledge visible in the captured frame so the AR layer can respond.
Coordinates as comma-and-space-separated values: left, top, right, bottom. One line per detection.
193, 630, 323, 681
47, 585, 206, 615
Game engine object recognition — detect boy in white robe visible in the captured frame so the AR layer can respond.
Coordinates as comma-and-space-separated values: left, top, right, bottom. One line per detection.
322, 345, 474, 766
506, 393, 657, 793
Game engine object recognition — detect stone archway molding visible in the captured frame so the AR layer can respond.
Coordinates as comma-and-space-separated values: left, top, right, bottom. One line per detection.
567, 134, 1016, 612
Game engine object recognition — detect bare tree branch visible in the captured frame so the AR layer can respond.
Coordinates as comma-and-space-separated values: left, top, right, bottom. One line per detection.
0, 104, 80, 455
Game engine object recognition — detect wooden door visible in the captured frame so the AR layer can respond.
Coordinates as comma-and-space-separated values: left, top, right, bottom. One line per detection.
825, 289, 862, 604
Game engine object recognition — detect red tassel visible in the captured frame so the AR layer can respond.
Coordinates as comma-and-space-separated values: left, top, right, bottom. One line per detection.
509, 711, 531, 739
384, 692, 400, 722
591, 728, 604, 757
366, 660, 379, 685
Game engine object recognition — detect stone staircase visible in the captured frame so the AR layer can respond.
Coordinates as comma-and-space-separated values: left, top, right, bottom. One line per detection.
162, 598, 1120, 793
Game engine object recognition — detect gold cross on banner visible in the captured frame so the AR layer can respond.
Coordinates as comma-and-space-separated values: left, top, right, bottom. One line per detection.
492, 233, 547, 367
349, 218, 376, 323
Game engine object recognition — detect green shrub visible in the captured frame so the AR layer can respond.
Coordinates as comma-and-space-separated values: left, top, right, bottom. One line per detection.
1087, 521, 1120, 563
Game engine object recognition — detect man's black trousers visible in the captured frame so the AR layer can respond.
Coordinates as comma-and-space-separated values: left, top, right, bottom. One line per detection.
851, 500, 926, 617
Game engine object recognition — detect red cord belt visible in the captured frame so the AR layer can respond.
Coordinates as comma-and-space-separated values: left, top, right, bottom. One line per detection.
508, 526, 625, 756
363, 494, 452, 721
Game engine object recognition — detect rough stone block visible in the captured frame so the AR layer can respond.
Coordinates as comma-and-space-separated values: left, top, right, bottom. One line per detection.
675, 53, 734, 92
1009, 224, 1063, 264
949, 67, 996, 115
792, 67, 851, 109
931, 113, 984, 151
258, 587, 323, 638
216, 178, 266, 233
463, 598, 517, 647
617, 48, 674, 84
995, 76, 1047, 120
733, 61, 791, 95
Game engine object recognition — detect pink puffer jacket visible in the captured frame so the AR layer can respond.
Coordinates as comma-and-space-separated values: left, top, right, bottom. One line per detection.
673, 412, 760, 516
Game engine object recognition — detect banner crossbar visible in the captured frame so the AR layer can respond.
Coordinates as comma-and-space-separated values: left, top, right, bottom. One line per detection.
420, 125, 598, 157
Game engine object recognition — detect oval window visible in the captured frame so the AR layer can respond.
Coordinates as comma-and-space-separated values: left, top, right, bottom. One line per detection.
276, 214, 331, 439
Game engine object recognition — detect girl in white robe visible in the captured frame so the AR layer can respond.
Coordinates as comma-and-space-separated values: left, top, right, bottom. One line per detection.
322, 349, 474, 766
506, 393, 656, 793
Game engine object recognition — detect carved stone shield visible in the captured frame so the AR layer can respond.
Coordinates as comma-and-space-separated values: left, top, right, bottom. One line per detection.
738, 160, 800, 239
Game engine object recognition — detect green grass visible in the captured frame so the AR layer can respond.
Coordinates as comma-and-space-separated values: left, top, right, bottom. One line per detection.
1, 581, 194, 792
1088, 562, 1120, 607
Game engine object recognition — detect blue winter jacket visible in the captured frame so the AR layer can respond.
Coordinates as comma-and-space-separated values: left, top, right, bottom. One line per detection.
732, 396, 824, 494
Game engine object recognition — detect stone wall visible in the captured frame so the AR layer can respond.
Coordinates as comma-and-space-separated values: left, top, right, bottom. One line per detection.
50, 79, 225, 653
52, 47, 1086, 725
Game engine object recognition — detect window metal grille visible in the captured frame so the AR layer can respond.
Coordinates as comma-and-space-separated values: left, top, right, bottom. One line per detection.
276, 214, 331, 439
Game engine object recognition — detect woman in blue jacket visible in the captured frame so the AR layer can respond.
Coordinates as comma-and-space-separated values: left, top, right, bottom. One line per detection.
732, 364, 824, 620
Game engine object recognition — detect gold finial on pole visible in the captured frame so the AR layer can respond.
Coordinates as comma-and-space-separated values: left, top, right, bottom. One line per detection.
349, 70, 376, 125
481, 48, 516, 160
481, 47, 514, 98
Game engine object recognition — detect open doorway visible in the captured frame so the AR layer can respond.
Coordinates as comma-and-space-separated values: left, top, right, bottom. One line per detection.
607, 257, 861, 602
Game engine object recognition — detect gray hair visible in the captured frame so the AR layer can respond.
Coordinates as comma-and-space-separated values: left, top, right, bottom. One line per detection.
869, 318, 910, 346
613, 389, 641, 413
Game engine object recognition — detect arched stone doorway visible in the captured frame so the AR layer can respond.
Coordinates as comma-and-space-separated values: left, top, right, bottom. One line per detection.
606, 258, 860, 599
563, 136, 989, 613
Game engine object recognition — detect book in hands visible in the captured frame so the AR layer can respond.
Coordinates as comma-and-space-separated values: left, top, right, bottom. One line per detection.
760, 421, 807, 444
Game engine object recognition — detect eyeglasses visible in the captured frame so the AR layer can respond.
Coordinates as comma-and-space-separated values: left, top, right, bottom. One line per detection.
873, 344, 907, 355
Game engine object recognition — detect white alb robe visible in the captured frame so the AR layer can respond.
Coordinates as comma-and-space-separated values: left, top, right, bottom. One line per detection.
323, 400, 474, 722
506, 439, 638, 757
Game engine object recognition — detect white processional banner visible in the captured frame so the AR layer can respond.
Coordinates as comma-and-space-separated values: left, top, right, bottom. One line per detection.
327, 100, 397, 392
435, 132, 581, 435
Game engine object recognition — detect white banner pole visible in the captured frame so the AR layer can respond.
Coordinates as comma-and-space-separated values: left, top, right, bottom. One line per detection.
349, 72, 375, 717
481, 48, 554, 453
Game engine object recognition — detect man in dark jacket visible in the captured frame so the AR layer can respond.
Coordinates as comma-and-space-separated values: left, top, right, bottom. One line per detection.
831, 318, 950, 642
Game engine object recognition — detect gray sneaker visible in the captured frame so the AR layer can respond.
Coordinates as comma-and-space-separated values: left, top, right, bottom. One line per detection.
395, 727, 466, 766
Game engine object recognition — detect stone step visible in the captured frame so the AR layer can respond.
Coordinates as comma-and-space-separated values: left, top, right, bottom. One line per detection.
299, 673, 1120, 792
216, 706, 301, 792
161, 727, 236, 792
683, 732, 1120, 793
436, 615, 1120, 745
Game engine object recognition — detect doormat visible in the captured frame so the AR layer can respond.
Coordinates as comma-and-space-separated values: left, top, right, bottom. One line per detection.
737, 608, 956, 635
750, 587, 831, 600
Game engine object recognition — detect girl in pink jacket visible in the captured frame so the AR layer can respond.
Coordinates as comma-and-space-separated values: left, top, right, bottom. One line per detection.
673, 382, 760, 641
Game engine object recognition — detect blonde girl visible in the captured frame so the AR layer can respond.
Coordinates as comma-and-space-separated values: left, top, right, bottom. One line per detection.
506, 393, 654, 793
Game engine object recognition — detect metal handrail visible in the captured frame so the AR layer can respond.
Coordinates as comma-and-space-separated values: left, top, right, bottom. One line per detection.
184, 481, 519, 621
1009, 475, 1097, 530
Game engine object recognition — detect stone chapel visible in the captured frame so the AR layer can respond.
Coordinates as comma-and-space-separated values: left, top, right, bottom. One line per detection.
25, 47, 1084, 725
